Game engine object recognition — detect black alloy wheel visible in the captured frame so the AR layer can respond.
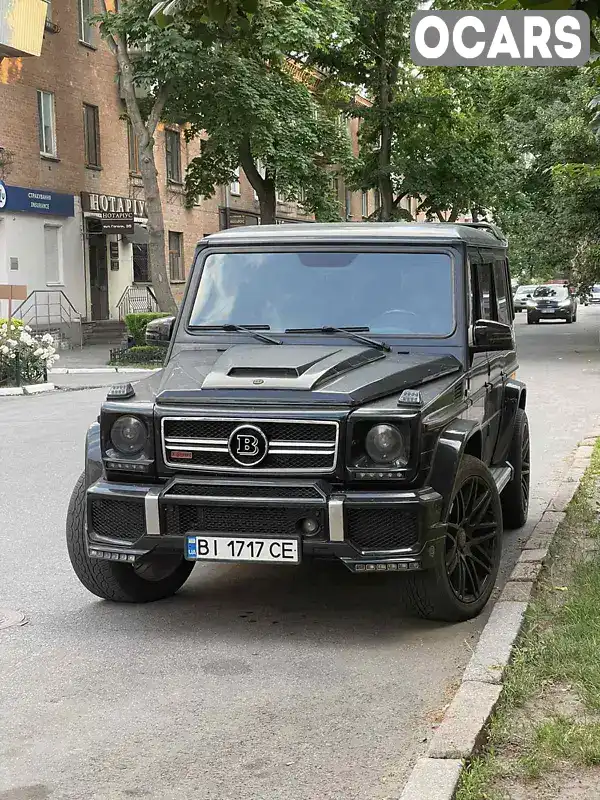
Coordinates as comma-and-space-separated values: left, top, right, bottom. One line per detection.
501, 408, 530, 529
401, 455, 502, 622
444, 475, 500, 605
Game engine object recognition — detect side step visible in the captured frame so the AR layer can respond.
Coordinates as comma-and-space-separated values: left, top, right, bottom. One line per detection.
490, 462, 513, 493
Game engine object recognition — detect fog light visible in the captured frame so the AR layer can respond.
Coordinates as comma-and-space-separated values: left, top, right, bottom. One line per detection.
299, 517, 320, 536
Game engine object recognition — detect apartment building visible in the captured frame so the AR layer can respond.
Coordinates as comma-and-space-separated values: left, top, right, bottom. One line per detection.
0, 0, 377, 323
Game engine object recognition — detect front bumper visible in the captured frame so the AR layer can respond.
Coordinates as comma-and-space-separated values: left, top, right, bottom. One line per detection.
86, 476, 446, 572
528, 307, 572, 319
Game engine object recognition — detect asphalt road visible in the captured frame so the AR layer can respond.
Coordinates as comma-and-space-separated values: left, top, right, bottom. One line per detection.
2, 308, 600, 800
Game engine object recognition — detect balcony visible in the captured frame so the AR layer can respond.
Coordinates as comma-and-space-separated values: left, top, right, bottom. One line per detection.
0, 0, 47, 58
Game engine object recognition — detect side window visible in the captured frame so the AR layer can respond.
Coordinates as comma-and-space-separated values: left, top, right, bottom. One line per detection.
472, 261, 494, 320
492, 259, 511, 324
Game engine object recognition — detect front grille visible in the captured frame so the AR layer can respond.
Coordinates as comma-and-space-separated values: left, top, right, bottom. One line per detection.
165, 483, 323, 499
162, 417, 339, 473
163, 503, 325, 537
346, 507, 418, 552
90, 499, 145, 543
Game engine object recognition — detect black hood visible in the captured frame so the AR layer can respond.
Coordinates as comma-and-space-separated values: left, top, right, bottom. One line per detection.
155, 344, 461, 407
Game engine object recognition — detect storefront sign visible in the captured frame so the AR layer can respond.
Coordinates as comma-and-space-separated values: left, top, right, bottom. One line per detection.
101, 212, 134, 234
81, 192, 147, 219
0, 181, 74, 216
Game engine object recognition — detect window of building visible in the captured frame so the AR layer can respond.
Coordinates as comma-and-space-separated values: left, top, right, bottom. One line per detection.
168, 231, 184, 281
128, 120, 142, 174
165, 129, 182, 183
44, 225, 62, 285
133, 243, 149, 283
361, 191, 368, 218
78, 0, 93, 44
83, 104, 101, 167
230, 166, 241, 196
37, 90, 56, 157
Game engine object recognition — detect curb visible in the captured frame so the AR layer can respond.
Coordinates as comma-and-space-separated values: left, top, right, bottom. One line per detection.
399, 433, 598, 800
0, 383, 55, 396
49, 367, 161, 374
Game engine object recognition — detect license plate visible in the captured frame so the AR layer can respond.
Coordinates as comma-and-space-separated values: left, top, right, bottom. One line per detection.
185, 535, 300, 564
541, 309, 554, 313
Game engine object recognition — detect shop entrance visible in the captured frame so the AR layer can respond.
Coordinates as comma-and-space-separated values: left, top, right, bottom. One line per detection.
87, 218, 109, 320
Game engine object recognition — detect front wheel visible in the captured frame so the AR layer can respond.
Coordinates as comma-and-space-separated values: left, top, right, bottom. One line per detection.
66, 473, 194, 602
401, 456, 502, 622
566, 314, 573, 324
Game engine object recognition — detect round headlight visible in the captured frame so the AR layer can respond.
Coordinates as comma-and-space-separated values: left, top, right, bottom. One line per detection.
111, 416, 147, 455
365, 424, 408, 466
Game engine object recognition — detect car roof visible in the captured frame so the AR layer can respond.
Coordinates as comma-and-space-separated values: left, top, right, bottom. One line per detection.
199, 222, 507, 249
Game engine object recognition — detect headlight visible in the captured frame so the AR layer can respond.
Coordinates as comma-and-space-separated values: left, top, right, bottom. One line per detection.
365, 424, 408, 466
559, 299, 571, 307
526, 300, 536, 308
111, 416, 148, 455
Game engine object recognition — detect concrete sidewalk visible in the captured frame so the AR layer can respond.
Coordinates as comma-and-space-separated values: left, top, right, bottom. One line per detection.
54, 344, 113, 369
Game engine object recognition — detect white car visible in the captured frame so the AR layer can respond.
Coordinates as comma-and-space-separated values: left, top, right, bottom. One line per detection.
513, 285, 538, 312
591, 285, 600, 304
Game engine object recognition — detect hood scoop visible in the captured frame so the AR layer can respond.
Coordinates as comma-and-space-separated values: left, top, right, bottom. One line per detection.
201, 345, 385, 391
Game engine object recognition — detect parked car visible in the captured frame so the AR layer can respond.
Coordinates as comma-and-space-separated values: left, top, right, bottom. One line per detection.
513, 284, 538, 312
527, 284, 577, 324
590, 285, 600, 304
66, 222, 530, 624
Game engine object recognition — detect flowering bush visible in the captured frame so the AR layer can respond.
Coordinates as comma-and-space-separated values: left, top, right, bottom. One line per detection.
0, 320, 60, 386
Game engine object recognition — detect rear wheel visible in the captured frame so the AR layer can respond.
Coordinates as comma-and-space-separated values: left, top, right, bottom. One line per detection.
66, 473, 194, 602
401, 455, 502, 622
501, 409, 530, 529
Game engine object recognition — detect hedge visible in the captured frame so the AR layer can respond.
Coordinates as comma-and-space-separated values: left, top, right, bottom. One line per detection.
124, 313, 169, 346
0, 318, 23, 329
110, 345, 165, 366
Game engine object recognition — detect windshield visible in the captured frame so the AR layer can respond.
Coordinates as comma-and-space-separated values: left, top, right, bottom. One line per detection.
515, 286, 536, 296
533, 286, 569, 300
189, 251, 454, 336
593, 286, 600, 294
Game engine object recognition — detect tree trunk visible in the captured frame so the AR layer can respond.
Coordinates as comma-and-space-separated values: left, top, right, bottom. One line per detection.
448, 206, 459, 222
113, 37, 177, 315
471, 207, 479, 222
239, 135, 277, 224
375, 12, 397, 222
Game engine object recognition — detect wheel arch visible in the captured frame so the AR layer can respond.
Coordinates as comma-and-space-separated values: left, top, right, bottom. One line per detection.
428, 419, 483, 517
492, 379, 526, 465
85, 421, 103, 488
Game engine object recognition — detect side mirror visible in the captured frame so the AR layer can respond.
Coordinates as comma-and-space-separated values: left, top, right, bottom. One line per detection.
526, 293, 532, 298
145, 316, 175, 346
471, 319, 514, 352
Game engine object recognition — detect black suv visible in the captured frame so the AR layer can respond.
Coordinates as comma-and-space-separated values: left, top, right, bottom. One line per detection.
526, 284, 577, 324
66, 223, 530, 623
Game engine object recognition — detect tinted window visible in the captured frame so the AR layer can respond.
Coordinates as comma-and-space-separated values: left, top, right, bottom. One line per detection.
473, 262, 494, 320
493, 260, 511, 324
189, 251, 454, 336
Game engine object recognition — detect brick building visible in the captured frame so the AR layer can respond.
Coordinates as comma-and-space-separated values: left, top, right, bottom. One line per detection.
0, 0, 375, 325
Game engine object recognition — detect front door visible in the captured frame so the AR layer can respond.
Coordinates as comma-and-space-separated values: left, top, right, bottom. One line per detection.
89, 232, 109, 320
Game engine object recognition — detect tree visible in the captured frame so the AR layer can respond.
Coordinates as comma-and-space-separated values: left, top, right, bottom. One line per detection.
164, 0, 353, 222
97, 0, 198, 313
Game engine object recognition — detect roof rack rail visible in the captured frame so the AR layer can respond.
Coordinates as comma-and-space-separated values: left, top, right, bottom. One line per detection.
457, 222, 507, 242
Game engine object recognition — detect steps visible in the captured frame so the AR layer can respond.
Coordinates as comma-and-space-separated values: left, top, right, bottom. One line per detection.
82, 320, 127, 346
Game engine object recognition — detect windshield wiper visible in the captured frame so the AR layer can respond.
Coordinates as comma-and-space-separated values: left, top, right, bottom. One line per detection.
190, 324, 282, 345
285, 326, 391, 352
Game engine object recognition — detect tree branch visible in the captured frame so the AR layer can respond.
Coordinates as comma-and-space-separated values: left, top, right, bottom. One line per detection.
148, 80, 174, 137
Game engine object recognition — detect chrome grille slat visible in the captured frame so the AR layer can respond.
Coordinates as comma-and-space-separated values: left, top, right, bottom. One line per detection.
161, 416, 339, 473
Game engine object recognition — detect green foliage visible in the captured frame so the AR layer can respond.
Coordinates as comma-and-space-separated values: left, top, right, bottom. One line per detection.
124, 313, 168, 345
111, 345, 166, 365
0, 318, 23, 329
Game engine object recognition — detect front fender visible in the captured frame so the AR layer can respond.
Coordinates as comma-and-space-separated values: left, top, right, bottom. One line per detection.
85, 421, 103, 488
427, 419, 480, 518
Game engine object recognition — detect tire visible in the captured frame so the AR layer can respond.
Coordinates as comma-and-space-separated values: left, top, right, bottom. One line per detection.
501, 408, 530, 529
66, 472, 194, 602
527, 314, 539, 325
401, 455, 502, 623
566, 314, 573, 324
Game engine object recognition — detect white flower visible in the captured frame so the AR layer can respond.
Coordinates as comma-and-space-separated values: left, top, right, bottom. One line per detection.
34, 348, 44, 357
23, 325, 32, 332
19, 331, 33, 346
41, 333, 54, 344
0, 345, 8, 355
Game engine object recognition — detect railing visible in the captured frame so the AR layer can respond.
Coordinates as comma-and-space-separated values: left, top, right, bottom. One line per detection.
11, 290, 83, 349
116, 285, 160, 320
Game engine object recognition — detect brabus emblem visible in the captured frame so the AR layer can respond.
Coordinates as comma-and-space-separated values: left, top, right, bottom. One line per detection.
228, 424, 268, 467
